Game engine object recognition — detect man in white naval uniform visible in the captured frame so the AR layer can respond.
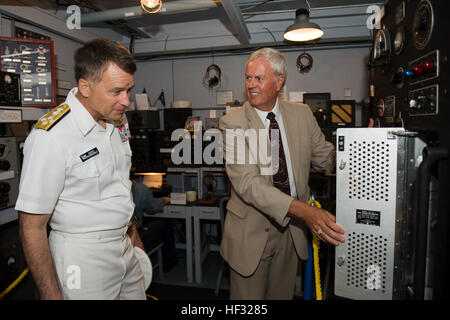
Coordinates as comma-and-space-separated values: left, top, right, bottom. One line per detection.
16, 39, 148, 300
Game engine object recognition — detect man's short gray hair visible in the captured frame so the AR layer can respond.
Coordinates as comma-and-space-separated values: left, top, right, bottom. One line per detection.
247, 48, 287, 84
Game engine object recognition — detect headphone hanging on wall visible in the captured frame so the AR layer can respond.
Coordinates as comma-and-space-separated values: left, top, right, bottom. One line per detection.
297, 52, 313, 74
203, 64, 222, 89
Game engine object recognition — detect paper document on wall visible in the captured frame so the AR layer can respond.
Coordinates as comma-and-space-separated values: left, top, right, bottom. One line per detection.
135, 93, 150, 110
289, 91, 307, 102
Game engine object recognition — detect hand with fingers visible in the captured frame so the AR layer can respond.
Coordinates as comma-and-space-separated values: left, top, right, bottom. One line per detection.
288, 199, 345, 246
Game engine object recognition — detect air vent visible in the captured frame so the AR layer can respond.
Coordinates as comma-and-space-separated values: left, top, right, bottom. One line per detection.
348, 140, 390, 201
346, 232, 387, 293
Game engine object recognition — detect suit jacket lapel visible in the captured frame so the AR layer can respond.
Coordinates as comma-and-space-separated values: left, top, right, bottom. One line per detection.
244, 102, 272, 180
279, 101, 301, 191
244, 102, 265, 130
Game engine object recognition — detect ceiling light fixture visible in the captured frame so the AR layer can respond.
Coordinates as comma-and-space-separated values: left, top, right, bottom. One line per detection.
283, 2, 323, 42
141, 0, 162, 14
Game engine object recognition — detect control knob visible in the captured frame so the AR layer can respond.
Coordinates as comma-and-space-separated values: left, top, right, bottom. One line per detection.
0, 181, 10, 193
0, 160, 11, 171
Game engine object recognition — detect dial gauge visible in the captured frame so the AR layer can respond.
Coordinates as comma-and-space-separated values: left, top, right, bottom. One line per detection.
413, 0, 434, 50
373, 29, 391, 61
4, 74, 12, 84
394, 27, 405, 55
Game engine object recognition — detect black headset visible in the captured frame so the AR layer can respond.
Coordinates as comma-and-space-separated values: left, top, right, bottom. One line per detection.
203, 64, 222, 89
296, 52, 313, 74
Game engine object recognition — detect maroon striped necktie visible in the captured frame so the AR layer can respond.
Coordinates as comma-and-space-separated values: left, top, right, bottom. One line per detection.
267, 112, 291, 195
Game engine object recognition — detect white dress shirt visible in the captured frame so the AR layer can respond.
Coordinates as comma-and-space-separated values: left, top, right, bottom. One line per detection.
254, 99, 298, 199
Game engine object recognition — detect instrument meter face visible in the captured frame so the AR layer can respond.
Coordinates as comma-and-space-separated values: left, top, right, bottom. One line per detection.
413, 0, 434, 50
4, 74, 12, 84
394, 27, 405, 55
373, 29, 391, 60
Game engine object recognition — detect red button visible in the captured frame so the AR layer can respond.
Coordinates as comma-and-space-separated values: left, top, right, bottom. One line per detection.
413, 65, 423, 75
423, 61, 435, 71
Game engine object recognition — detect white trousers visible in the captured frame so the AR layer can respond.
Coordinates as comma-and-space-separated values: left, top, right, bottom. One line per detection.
48, 227, 146, 300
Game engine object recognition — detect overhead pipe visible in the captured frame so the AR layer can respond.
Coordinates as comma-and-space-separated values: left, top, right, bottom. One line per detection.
81, 1, 221, 25
132, 36, 371, 61
80, 1, 385, 25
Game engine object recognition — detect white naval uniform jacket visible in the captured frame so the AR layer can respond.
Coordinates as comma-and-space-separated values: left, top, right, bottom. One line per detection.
15, 88, 134, 234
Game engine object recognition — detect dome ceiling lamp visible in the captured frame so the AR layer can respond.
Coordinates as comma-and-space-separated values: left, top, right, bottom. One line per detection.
283, 1, 324, 42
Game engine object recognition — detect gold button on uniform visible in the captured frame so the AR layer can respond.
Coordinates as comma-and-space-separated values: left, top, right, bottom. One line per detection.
264, 227, 270, 232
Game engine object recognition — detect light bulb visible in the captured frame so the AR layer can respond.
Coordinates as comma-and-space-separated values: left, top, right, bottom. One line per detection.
141, 0, 162, 13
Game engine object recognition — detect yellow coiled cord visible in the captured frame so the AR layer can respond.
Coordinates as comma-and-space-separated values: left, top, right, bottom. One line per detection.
307, 198, 323, 301
0, 267, 29, 300
1, 267, 160, 300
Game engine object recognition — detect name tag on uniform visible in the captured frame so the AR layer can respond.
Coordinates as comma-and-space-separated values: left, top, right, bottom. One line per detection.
80, 147, 99, 162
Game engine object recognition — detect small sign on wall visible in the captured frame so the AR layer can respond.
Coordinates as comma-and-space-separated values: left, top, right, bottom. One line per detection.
0, 37, 56, 108
0, 108, 22, 123
216, 90, 233, 105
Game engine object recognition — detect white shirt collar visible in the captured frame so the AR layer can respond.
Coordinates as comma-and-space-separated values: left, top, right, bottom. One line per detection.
254, 98, 280, 128
66, 88, 116, 136
65, 88, 97, 136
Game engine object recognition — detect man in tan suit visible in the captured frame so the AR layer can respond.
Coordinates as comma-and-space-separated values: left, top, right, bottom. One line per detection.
219, 48, 345, 299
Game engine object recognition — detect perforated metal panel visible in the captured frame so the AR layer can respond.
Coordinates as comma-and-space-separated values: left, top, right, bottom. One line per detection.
345, 232, 388, 294
347, 140, 391, 202
335, 128, 404, 300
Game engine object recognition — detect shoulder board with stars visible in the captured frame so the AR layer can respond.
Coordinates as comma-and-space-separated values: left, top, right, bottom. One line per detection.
34, 104, 71, 131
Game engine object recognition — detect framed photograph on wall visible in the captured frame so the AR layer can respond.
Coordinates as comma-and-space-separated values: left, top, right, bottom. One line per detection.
0, 37, 56, 108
